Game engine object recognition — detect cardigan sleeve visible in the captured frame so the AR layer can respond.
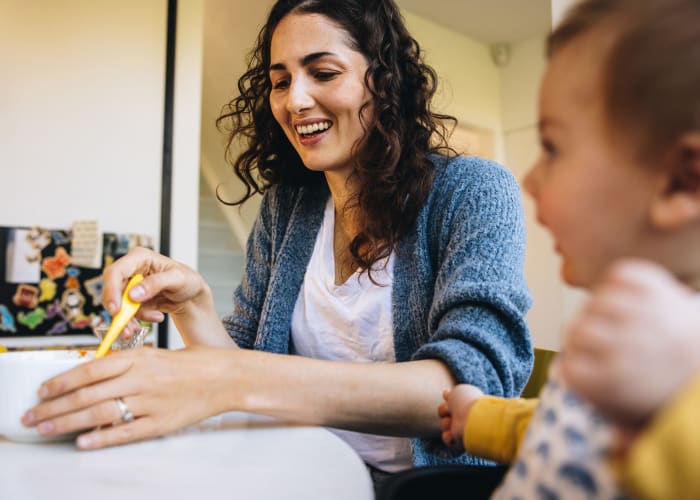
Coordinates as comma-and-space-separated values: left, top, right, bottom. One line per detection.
409, 158, 533, 466
222, 190, 276, 349
413, 158, 534, 398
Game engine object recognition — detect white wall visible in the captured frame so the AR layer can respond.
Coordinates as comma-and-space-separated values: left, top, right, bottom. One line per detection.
199, 0, 274, 234
401, 11, 504, 160
0, 0, 166, 237
401, 12, 502, 132
499, 35, 566, 350
551, 0, 575, 26
498, 0, 588, 350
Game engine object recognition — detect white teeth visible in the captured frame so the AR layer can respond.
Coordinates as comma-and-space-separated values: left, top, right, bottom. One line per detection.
295, 121, 331, 136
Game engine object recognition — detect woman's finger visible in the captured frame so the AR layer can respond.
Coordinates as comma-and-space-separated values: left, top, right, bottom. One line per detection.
38, 353, 135, 400
102, 247, 159, 315
119, 318, 142, 340
76, 415, 161, 450
24, 360, 138, 427
135, 308, 165, 323
35, 398, 129, 437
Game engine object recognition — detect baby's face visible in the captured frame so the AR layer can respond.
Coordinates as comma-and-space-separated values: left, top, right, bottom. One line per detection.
523, 31, 663, 289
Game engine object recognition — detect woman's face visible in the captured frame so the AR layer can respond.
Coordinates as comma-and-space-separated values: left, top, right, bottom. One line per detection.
269, 13, 372, 182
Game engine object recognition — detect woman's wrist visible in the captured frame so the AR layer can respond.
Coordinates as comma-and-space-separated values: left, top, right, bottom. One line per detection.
171, 282, 237, 347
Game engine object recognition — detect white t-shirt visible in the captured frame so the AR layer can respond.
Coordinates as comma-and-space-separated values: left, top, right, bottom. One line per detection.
290, 198, 412, 472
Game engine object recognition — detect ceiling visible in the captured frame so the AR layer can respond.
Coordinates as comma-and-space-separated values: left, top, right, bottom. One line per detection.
397, 0, 552, 45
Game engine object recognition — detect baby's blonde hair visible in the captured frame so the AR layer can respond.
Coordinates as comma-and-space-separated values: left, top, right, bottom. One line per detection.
549, 0, 700, 163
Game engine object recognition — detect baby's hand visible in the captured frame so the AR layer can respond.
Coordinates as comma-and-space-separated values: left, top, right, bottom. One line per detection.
438, 384, 484, 450
561, 259, 700, 424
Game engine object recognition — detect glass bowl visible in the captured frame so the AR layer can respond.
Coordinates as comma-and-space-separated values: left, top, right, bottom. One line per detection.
92, 322, 151, 351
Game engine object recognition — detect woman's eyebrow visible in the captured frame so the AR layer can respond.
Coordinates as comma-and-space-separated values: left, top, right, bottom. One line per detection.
269, 51, 336, 71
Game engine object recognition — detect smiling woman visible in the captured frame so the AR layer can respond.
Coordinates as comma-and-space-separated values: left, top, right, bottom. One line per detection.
23, 0, 533, 492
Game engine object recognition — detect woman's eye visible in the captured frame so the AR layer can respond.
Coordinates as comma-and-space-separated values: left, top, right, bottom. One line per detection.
314, 71, 338, 81
272, 78, 289, 90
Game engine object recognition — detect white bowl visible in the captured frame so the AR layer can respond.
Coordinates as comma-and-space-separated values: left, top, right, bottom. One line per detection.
0, 350, 93, 442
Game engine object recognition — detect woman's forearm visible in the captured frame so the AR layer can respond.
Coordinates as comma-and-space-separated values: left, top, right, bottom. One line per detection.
216, 350, 456, 436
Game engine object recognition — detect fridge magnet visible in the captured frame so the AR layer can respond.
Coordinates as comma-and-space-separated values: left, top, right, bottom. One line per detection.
39, 278, 57, 302
0, 305, 16, 332
64, 267, 80, 290
17, 307, 46, 330
60, 289, 86, 322
25, 227, 52, 263
12, 284, 40, 309
45, 299, 65, 321
41, 247, 71, 280
47, 320, 69, 335
84, 275, 104, 306
50, 230, 70, 245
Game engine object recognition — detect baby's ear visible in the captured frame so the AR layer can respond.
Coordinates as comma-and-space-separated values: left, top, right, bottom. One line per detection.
650, 132, 700, 230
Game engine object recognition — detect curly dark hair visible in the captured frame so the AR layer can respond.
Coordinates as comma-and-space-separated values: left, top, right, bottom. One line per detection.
217, 0, 456, 272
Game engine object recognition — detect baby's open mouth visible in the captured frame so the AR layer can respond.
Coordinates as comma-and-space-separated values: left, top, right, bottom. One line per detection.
295, 120, 332, 138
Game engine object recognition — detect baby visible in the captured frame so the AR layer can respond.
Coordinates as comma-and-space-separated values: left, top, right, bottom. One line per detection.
439, 0, 700, 498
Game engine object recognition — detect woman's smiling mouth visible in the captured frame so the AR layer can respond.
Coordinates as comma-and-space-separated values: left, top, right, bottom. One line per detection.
295, 120, 332, 138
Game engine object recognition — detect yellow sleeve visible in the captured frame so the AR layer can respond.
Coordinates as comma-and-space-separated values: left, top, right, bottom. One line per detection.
463, 395, 538, 464
622, 373, 700, 500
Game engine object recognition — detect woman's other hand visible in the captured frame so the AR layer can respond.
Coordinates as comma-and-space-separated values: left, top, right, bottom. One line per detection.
102, 247, 209, 323
102, 248, 233, 347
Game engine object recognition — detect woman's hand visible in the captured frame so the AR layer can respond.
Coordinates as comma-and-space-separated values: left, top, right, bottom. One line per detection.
560, 259, 700, 425
438, 384, 484, 450
102, 247, 209, 323
21, 346, 233, 449
102, 248, 233, 347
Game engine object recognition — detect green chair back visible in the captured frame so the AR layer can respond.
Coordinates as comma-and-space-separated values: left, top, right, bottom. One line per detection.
521, 347, 558, 398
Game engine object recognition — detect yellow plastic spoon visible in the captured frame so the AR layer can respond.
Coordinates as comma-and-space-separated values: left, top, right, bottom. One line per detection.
95, 273, 144, 358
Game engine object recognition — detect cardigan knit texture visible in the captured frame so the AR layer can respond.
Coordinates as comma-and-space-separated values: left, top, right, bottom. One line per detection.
223, 154, 533, 466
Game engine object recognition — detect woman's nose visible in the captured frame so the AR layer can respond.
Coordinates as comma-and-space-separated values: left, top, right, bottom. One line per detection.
286, 78, 314, 114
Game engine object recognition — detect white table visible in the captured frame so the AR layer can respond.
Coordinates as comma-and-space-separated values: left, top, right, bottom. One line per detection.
0, 412, 373, 500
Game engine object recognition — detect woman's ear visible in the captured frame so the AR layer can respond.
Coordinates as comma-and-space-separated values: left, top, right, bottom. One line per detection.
650, 132, 700, 230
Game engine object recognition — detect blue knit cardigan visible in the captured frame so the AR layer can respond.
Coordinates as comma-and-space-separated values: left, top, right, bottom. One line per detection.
223, 154, 533, 466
